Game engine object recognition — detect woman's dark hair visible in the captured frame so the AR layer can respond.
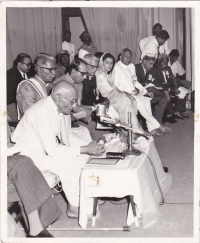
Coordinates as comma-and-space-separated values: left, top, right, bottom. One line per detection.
13, 53, 31, 67
169, 49, 179, 58
102, 53, 116, 73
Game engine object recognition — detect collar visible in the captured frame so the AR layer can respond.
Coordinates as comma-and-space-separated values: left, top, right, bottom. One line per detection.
87, 75, 94, 80
17, 68, 26, 78
66, 73, 75, 85
48, 95, 60, 115
154, 37, 159, 47
118, 60, 128, 69
142, 63, 147, 75
35, 75, 47, 87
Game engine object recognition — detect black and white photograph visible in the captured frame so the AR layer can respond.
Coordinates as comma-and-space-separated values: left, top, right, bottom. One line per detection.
1, 1, 199, 243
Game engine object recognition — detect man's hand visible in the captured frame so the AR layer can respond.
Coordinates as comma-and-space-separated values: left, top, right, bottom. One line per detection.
80, 141, 105, 156
146, 92, 154, 99
100, 98, 110, 108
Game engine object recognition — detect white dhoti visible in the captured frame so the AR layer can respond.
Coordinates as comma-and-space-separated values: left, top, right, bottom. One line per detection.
134, 95, 160, 132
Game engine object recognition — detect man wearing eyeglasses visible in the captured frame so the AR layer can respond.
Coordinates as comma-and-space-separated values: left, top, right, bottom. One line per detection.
7, 53, 32, 122
80, 54, 110, 141
16, 53, 56, 118
12, 81, 105, 218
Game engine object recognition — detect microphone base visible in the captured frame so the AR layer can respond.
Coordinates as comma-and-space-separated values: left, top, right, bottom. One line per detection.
123, 148, 141, 157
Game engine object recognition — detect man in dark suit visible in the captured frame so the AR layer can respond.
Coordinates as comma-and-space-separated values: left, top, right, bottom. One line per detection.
135, 55, 168, 125
7, 53, 32, 121
80, 54, 110, 141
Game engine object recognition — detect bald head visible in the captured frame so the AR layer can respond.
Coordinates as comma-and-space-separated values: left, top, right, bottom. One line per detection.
51, 81, 77, 115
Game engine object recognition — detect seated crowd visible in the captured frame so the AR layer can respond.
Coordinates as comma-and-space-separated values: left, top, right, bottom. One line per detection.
7, 24, 191, 237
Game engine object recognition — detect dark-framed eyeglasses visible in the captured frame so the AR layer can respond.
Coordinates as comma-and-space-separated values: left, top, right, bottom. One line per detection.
64, 97, 78, 105
40, 67, 56, 73
87, 64, 98, 69
20, 62, 32, 68
76, 69, 87, 76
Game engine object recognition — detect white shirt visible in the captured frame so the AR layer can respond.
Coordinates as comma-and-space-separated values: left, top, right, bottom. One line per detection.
113, 61, 147, 95
140, 36, 170, 60
168, 60, 185, 77
17, 68, 28, 80
62, 41, 75, 62
12, 96, 81, 164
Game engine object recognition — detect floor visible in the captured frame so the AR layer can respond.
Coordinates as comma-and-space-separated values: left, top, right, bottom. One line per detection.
46, 111, 195, 242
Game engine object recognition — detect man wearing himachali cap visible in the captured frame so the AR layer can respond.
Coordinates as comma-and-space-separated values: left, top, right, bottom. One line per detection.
79, 54, 110, 141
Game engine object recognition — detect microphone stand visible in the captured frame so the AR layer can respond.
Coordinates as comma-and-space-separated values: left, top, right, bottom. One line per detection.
122, 112, 141, 157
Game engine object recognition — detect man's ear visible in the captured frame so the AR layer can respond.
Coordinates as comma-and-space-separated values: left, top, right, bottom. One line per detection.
71, 69, 76, 76
55, 93, 62, 103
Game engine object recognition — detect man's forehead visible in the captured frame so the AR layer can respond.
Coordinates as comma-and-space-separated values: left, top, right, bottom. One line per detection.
123, 51, 132, 56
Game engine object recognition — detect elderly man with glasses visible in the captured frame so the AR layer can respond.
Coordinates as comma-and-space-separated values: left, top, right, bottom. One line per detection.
16, 53, 56, 118
12, 81, 105, 218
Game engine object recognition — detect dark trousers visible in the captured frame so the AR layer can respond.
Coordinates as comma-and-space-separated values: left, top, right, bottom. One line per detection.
147, 87, 168, 124
7, 155, 62, 229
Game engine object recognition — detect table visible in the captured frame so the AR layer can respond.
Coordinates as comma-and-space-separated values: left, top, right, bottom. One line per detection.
79, 137, 172, 229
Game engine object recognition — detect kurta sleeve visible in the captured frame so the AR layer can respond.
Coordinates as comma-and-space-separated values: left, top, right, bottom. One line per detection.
31, 108, 81, 159
16, 82, 41, 116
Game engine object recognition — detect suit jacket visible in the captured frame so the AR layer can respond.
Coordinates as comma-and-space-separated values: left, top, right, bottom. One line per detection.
135, 63, 147, 87
7, 66, 30, 105
82, 75, 106, 106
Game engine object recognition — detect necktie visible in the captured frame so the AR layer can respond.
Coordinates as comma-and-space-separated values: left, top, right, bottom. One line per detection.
23, 73, 26, 80
157, 46, 160, 59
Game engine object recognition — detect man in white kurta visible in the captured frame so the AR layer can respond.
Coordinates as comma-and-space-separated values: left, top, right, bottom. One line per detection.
140, 30, 170, 61
113, 49, 171, 136
62, 30, 75, 62
11, 81, 105, 213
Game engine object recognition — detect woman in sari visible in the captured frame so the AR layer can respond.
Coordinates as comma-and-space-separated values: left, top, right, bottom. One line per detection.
95, 53, 171, 136
95, 53, 143, 132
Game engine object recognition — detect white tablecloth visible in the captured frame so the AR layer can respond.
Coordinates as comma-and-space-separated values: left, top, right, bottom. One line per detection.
79, 137, 172, 229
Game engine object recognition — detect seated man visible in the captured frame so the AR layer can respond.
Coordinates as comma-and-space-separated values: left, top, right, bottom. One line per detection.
168, 49, 191, 90
139, 23, 170, 57
11, 81, 105, 218
80, 54, 111, 141
140, 29, 170, 61
113, 48, 171, 136
7, 124, 62, 237
78, 31, 97, 56
147, 53, 187, 121
7, 53, 32, 121
62, 30, 75, 62
16, 53, 55, 118
55, 50, 70, 79
135, 54, 168, 126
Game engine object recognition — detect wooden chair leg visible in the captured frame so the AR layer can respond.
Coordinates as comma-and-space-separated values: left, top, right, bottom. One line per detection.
92, 198, 98, 226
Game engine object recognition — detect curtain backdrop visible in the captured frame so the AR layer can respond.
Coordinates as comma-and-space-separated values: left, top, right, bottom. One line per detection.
81, 8, 149, 63
81, 8, 185, 64
6, 8, 62, 69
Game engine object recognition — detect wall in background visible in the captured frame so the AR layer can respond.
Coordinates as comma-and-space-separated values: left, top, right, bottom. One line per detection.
69, 17, 85, 55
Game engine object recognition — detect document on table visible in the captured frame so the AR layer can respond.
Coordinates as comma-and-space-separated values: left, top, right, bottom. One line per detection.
87, 158, 120, 166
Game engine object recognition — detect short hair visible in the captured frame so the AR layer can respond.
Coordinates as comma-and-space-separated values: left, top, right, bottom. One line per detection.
121, 48, 132, 56
68, 58, 87, 74
153, 23, 162, 30
55, 50, 70, 63
158, 53, 169, 64
95, 52, 104, 60
79, 31, 90, 41
34, 53, 55, 72
143, 55, 156, 62
14, 53, 31, 66
169, 49, 179, 57
156, 30, 170, 40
